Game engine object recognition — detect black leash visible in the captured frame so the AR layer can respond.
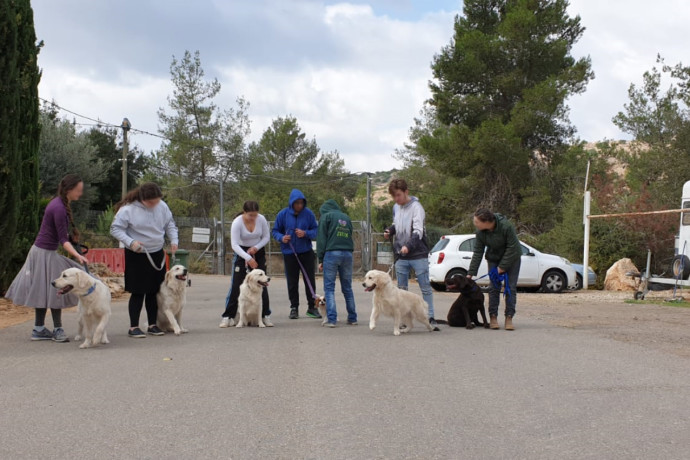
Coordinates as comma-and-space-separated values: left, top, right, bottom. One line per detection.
73, 241, 90, 274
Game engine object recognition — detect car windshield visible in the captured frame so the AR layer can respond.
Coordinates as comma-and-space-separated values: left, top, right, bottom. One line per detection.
430, 238, 450, 253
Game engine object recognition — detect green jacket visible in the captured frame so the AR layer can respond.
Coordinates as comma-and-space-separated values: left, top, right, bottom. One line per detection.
316, 200, 354, 263
468, 213, 522, 275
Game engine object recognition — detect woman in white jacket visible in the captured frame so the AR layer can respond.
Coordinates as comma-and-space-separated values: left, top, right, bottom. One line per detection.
111, 183, 178, 338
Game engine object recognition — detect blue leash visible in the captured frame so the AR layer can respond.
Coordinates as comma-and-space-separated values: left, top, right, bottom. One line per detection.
477, 268, 511, 299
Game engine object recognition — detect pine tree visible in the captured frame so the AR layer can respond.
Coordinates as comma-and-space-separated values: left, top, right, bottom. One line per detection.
406, 0, 592, 227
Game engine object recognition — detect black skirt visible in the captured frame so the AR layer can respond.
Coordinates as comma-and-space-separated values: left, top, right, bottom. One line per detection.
124, 248, 166, 294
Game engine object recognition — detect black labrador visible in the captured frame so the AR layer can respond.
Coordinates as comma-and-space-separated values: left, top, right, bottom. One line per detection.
440, 274, 489, 329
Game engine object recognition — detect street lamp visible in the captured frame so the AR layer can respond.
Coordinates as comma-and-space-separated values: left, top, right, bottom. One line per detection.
121, 118, 131, 199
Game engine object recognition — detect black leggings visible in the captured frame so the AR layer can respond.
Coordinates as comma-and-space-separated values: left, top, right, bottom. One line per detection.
129, 293, 158, 328
222, 247, 270, 318
35, 308, 62, 328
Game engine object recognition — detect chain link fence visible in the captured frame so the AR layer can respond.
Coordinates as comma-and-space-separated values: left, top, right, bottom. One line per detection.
80, 211, 398, 278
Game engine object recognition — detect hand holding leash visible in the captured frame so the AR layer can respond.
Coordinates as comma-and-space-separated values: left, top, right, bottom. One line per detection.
295, 229, 306, 238
400, 245, 409, 255
247, 258, 258, 269
282, 235, 292, 243
130, 241, 144, 253
170, 244, 178, 256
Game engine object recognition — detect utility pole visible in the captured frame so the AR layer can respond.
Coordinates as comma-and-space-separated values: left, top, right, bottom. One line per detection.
121, 118, 131, 199
365, 173, 372, 272
582, 160, 591, 289
218, 178, 225, 275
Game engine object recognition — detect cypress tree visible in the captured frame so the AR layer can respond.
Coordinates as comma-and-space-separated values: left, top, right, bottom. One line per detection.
0, 0, 41, 292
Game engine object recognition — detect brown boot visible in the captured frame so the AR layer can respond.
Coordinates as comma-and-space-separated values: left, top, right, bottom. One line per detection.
489, 315, 499, 330
505, 316, 514, 331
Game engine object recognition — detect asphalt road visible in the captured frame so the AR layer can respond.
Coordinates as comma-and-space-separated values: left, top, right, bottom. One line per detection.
1, 275, 689, 459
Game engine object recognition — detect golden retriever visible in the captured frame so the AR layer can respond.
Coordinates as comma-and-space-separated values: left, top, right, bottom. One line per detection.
236, 269, 271, 328
156, 264, 189, 335
362, 270, 434, 336
52, 267, 111, 349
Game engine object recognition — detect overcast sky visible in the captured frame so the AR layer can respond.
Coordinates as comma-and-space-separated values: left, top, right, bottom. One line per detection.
32, 0, 690, 173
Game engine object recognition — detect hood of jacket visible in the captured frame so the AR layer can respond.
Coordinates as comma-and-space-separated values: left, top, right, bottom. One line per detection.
319, 199, 341, 216
289, 189, 307, 214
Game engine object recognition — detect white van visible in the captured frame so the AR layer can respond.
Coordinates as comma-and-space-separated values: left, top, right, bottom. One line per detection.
672, 180, 690, 278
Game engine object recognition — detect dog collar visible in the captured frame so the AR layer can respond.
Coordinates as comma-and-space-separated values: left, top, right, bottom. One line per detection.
81, 283, 97, 297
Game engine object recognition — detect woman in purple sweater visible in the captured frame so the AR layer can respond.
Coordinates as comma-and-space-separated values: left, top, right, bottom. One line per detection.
5, 174, 89, 342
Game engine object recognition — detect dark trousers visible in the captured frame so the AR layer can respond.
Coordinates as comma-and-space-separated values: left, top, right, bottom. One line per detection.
35, 308, 62, 328
129, 293, 158, 328
487, 259, 521, 317
284, 250, 316, 310
222, 247, 270, 318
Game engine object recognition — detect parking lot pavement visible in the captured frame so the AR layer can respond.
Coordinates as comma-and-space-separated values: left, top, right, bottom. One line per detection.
1, 274, 689, 459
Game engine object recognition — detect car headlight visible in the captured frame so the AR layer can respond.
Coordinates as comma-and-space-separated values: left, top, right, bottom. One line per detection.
562, 258, 571, 265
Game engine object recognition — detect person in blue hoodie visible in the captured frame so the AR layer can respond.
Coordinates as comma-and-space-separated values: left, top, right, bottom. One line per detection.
272, 189, 322, 320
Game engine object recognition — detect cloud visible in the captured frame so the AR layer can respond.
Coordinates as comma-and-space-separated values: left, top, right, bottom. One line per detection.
32, 0, 690, 174
34, 0, 455, 172
566, 0, 690, 141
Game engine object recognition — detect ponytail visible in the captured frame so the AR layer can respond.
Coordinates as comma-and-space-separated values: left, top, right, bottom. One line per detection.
57, 174, 83, 243
114, 182, 163, 212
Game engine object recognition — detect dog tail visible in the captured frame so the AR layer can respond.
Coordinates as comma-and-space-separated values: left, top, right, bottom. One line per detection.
435, 319, 448, 325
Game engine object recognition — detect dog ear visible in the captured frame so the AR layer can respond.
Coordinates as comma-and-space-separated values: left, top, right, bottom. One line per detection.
77, 270, 91, 290
165, 269, 174, 285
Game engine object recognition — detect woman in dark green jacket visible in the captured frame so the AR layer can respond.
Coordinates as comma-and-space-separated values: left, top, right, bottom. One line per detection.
467, 209, 521, 330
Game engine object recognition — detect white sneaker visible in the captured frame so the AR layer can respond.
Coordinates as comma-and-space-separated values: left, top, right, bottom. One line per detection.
263, 315, 274, 327
219, 317, 235, 328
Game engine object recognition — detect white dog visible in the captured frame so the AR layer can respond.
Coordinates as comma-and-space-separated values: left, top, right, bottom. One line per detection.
236, 269, 270, 328
362, 270, 434, 336
156, 265, 189, 335
52, 268, 111, 349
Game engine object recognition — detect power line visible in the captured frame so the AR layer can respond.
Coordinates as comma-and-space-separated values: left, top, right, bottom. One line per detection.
40, 97, 169, 140
40, 97, 120, 128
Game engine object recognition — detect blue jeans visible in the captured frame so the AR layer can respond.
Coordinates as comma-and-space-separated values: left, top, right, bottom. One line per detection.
395, 258, 435, 319
487, 259, 521, 317
322, 251, 357, 324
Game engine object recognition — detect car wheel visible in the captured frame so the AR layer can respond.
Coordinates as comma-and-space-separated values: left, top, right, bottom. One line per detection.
573, 274, 583, 290
671, 255, 690, 279
541, 270, 566, 293
431, 282, 446, 292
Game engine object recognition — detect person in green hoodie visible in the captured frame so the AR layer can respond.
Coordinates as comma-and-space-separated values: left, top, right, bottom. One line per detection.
316, 199, 357, 327
467, 208, 522, 331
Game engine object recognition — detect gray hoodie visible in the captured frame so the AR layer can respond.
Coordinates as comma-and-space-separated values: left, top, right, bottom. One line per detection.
110, 200, 178, 252
387, 196, 428, 260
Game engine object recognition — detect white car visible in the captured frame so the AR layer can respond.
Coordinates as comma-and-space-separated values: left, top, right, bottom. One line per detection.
428, 234, 577, 293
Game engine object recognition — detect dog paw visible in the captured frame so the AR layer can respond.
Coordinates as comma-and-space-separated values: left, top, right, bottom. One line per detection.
466, 323, 476, 330
74, 335, 82, 341
173, 329, 181, 336
369, 324, 376, 330
394, 330, 401, 336
181, 328, 189, 333
235, 323, 244, 328
259, 323, 266, 328
79, 342, 90, 349
102, 338, 110, 344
